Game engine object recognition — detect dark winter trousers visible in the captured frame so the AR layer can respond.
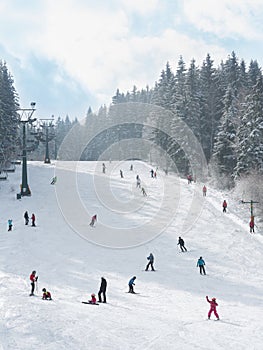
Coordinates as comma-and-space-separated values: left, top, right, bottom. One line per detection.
180, 244, 187, 252
250, 227, 255, 233
32, 221, 35, 227
199, 265, 206, 275
31, 282, 35, 295
223, 207, 227, 213
98, 290, 106, 303
129, 285, 135, 293
8, 225, 12, 231
145, 261, 155, 271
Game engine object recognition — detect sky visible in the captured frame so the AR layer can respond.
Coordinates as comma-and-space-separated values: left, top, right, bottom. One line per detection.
0, 0, 263, 120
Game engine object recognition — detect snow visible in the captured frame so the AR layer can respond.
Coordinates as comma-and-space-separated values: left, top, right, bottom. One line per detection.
0, 160, 262, 350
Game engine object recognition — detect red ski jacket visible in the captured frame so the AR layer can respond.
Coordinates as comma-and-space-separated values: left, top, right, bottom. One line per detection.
206, 296, 218, 310
30, 274, 36, 282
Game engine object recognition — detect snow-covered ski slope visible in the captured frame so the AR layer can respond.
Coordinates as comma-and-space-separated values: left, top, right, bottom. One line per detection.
0, 161, 262, 350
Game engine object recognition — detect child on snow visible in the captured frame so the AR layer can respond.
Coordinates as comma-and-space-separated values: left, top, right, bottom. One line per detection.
89, 293, 97, 304
8, 219, 13, 231
42, 288, 52, 300
206, 296, 219, 320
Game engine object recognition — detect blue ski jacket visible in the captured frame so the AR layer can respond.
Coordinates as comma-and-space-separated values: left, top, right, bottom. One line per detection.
128, 277, 136, 286
197, 258, 205, 266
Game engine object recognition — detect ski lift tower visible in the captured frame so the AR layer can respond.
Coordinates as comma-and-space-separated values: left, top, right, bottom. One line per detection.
241, 199, 259, 225
38, 116, 55, 164
17, 102, 37, 197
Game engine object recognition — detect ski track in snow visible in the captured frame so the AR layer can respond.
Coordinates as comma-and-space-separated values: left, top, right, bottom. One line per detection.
0, 160, 262, 350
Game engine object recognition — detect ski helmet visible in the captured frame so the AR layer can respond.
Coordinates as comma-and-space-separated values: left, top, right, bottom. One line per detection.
91, 293, 95, 297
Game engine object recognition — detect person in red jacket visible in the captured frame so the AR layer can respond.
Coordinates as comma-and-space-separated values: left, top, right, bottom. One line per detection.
89, 293, 97, 304
202, 185, 207, 197
89, 214, 97, 227
31, 213, 36, 226
29, 270, 38, 296
249, 219, 255, 233
206, 296, 219, 320
222, 200, 227, 213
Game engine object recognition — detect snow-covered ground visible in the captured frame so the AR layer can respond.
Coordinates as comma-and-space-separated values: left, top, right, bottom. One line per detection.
0, 161, 262, 350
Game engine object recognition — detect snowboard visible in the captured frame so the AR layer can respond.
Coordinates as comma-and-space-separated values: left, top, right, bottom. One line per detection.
82, 301, 99, 305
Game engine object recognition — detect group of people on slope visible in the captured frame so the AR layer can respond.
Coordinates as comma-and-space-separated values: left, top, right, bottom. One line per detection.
7, 212, 36, 231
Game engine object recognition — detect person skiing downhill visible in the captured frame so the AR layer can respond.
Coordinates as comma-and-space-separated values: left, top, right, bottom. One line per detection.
222, 200, 227, 213
141, 187, 147, 196
102, 163, 106, 174
145, 253, 155, 271
177, 237, 187, 252
249, 219, 255, 233
197, 257, 206, 275
42, 288, 52, 300
120, 170, 124, 178
136, 175, 141, 188
128, 276, 136, 293
89, 214, 97, 227
206, 296, 219, 320
98, 277, 107, 303
7, 219, 13, 231
29, 270, 38, 296
203, 185, 207, 197
24, 211, 29, 225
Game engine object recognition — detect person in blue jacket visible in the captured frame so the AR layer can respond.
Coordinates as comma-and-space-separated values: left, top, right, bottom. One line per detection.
197, 256, 206, 275
128, 276, 136, 293
145, 253, 155, 271
8, 219, 13, 231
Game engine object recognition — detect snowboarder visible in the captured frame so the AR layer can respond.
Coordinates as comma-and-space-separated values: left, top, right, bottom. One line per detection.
89, 214, 97, 227
8, 219, 13, 231
177, 237, 187, 252
98, 277, 107, 303
136, 175, 141, 188
150, 169, 154, 178
51, 176, 57, 185
197, 257, 206, 275
222, 200, 227, 213
206, 296, 219, 320
89, 293, 97, 304
42, 288, 52, 300
128, 276, 136, 293
31, 213, 36, 227
24, 211, 29, 225
249, 219, 255, 233
102, 163, 106, 174
203, 185, 207, 197
29, 270, 38, 296
145, 253, 155, 271
120, 170, 124, 178
141, 187, 147, 196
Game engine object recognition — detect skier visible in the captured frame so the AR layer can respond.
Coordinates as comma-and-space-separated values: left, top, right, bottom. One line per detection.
222, 200, 227, 213
89, 214, 97, 227
145, 253, 155, 271
50, 176, 57, 185
128, 276, 136, 293
42, 288, 52, 300
150, 169, 154, 178
120, 170, 124, 178
141, 187, 147, 196
89, 293, 97, 304
29, 270, 38, 296
130, 164, 133, 171
24, 211, 29, 225
98, 277, 107, 303
203, 185, 207, 197
197, 257, 206, 275
177, 237, 187, 252
249, 219, 255, 233
154, 171, 157, 178
136, 175, 141, 188
206, 296, 219, 320
187, 174, 193, 184
31, 213, 36, 227
8, 219, 13, 231
102, 163, 106, 174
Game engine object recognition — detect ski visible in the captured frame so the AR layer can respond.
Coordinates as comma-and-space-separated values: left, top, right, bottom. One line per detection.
82, 301, 99, 305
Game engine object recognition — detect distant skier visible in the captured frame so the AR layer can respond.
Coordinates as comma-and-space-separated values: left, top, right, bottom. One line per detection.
29, 270, 38, 296
102, 163, 106, 174
31, 213, 36, 227
51, 176, 57, 185
145, 253, 155, 271
249, 219, 255, 233
206, 296, 219, 320
202, 185, 207, 197
197, 257, 206, 275
128, 276, 136, 293
177, 237, 187, 252
141, 187, 147, 196
42, 288, 52, 300
187, 174, 193, 184
136, 175, 141, 188
89, 293, 97, 304
89, 214, 97, 227
222, 200, 227, 213
8, 219, 13, 231
150, 169, 154, 178
120, 170, 124, 178
24, 211, 29, 225
130, 164, 133, 171
98, 277, 107, 303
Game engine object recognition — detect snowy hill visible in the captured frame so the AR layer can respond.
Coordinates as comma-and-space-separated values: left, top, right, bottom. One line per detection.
0, 161, 262, 350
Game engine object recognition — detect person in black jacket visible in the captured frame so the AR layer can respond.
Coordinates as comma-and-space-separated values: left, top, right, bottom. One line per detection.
177, 237, 187, 252
98, 277, 107, 303
24, 211, 29, 225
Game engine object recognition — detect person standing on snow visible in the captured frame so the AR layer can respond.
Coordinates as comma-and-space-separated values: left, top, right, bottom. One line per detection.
102, 163, 106, 174
7, 219, 13, 231
120, 170, 124, 178
24, 211, 29, 225
29, 270, 38, 296
222, 200, 227, 213
128, 276, 136, 293
145, 253, 155, 271
98, 277, 107, 303
202, 185, 207, 197
206, 296, 219, 320
31, 213, 36, 226
136, 175, 141, 188
89, 214, 97, 227
249, 219, 255, 233
177, 237, 187, 252
197, 257, 206, 275
141, 187, 147, 196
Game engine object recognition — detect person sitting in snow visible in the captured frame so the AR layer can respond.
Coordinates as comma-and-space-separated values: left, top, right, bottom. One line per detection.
206, 296, 219, 320
89, 293, 97, 304
42, 288, 52, 300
